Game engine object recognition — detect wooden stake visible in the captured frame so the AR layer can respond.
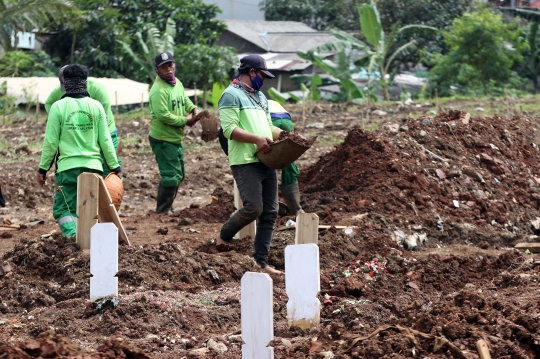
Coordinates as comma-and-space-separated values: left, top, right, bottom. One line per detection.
2, 86, 6, 124
302, 90, 306, 131
435, 88, 439, 113
76, 173, 100, 250
194, 82, 198, 107
140, 93, 144, 120
35, 95, 39, 120
97, 176, 130, 245
233, 180, 256, 240
295, 212, 319, 245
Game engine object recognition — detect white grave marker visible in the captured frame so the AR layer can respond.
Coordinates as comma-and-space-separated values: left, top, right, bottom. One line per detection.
285, 243, 320, 329
90, 223, 118, 301
241, 272, 274, 359
234, 180, 256, 240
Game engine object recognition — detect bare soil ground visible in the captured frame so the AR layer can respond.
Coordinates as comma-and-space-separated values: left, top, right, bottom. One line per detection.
1, 99, 540, 358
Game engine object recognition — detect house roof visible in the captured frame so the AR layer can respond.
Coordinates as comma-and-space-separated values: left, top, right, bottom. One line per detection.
223, 20, 335, 53
236, 52, 334, 72
0, 77, 200, 106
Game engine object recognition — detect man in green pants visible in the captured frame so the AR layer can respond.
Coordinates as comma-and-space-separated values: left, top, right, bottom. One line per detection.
149, 51, 201, 214
37, 64, 121, 237
45, 66, 120, 177
267, 100, 303, 215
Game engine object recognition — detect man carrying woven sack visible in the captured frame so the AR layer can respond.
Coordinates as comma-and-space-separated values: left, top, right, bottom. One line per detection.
149, 51, 201, 214
45, 65, 121, 177
218, 100, 303, 216
267, 100, 303, 216
37, 64, 121, 237
214, 54, 285, 275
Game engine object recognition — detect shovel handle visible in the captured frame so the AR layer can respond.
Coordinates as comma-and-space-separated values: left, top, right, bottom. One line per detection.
476, 339, 491, 359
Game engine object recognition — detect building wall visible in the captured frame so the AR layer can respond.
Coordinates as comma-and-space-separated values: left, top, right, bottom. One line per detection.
202, 0, 264, 20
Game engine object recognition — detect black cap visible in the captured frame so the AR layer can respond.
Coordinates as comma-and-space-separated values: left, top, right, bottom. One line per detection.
239, 54, 275, 78
155, 52, 175, 68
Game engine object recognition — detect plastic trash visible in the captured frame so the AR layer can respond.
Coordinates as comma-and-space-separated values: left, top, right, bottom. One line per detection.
285, 219, 296, 227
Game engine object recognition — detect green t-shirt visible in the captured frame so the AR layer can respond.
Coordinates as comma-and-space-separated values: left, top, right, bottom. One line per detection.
39, 96, 119, 174
45, 79, 116, 133
218, 85, 277, 166
148, 77, 197, 144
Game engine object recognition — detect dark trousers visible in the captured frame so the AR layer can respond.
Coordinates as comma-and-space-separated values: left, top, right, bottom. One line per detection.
220, 162, 278, 268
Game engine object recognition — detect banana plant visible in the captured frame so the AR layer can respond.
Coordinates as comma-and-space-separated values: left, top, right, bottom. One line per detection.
116, 17, 176, 84
299, 0, 436, 101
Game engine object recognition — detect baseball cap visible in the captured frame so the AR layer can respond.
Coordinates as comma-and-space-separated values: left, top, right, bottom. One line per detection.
58, 65, 69, 92
155, 52, 175, 68
239, 54, 275, 78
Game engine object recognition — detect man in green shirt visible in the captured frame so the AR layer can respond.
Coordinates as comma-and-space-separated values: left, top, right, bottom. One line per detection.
149, 52, 201, 214
37, 64, 121, 237
45, 66, 120, 177
214, 54, 283, 275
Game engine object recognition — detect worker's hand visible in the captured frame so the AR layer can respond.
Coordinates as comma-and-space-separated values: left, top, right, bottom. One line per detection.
37, 173, 46, 187
186, 114, 197, 127
192, 108, 201, 117
256, 136, 273, 154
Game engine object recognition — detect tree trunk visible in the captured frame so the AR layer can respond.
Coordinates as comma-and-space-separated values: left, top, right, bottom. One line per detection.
70, 31, 76, 64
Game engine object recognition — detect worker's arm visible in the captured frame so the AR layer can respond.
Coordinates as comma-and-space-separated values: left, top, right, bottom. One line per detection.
44, 86, 63, 114
96, 104, 120, 173
37, 103, 62, 185
90, 81, 115, 130
230, 127, 273, 153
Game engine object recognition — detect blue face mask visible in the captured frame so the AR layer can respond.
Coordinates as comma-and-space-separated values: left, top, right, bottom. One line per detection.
251, 72, 264, 91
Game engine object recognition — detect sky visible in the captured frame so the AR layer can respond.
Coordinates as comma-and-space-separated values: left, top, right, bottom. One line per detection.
202, 0, 265, 20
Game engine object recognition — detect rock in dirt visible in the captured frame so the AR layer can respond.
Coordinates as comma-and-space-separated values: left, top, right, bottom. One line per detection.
207, 338, 228, 353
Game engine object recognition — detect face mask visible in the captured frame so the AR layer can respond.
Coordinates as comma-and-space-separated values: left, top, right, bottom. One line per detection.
251, 72, 264, 91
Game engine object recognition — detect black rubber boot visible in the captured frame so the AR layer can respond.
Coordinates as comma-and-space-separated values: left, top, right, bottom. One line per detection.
156, 185, 177, 214
281, 183, 302, 216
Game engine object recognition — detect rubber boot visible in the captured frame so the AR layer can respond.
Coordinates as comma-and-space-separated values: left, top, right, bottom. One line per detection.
156, 185, 177, 214
281, 182, 302, 216
59, 221, 76, 237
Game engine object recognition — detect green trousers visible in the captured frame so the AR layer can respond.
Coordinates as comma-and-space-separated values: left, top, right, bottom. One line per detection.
271, 118, 300, 186
53, 167, 101, 237
101, 130, 120, 178
150, 140, 185, 188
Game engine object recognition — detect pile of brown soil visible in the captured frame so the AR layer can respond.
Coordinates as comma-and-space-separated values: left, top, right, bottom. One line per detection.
300, 111, 540, 246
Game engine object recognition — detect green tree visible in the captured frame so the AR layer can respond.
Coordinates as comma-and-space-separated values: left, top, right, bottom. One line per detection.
428, 9, 524, 95
174, 44, 236, 108
300, 0, 436, 101
0, 50, 56, 76
262, 0, 467, 66
261, 0, 361, 31
49, 0, 225, 79
375, 0, 470, 66
0, 0, 74, 51
114, 0, 225, 45
117, 18, 177, 84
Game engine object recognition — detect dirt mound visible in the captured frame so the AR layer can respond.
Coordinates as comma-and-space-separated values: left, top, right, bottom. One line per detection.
0, 331, 150, 358
301, 112, 540, 246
